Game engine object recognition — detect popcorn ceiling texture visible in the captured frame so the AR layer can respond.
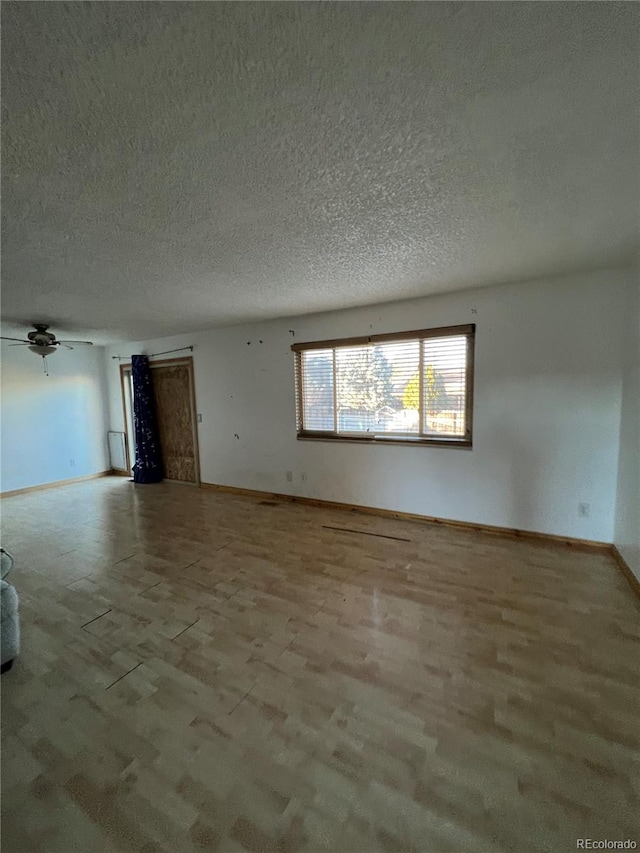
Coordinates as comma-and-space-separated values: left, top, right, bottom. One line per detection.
1, 2, 638, 342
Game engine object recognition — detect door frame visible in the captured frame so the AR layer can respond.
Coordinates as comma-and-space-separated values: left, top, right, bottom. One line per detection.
119, 356, 201, 486
118, 364, 135, 474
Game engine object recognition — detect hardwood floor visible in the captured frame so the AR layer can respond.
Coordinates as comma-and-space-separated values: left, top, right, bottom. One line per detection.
1, 478, 639, 852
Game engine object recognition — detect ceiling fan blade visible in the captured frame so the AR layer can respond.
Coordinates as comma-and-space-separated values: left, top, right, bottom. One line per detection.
56, 340, 94, 346
59, 344, 74, 350
1, 337, 30, 343
8, 343, 29, 346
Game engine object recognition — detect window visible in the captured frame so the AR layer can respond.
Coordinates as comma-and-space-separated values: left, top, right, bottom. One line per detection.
293, 324, 474, 446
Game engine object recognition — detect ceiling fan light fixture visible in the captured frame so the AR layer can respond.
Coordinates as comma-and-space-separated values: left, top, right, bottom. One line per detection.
28, 344, 57, 357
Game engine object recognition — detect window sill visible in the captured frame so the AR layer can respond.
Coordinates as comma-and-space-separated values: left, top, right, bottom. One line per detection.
296, 433, 472, 449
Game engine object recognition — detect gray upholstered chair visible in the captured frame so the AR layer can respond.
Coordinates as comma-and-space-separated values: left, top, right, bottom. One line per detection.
1, 548, 20, 673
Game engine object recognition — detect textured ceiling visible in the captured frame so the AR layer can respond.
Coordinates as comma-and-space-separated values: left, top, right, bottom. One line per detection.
2, 2, 638, 343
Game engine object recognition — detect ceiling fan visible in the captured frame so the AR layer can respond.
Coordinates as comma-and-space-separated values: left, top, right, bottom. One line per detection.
1, 324, 94, 373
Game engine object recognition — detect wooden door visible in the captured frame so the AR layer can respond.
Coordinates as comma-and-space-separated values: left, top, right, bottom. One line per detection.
151, 362, 199, 483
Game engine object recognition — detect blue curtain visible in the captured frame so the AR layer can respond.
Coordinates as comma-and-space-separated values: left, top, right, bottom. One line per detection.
131, 355, 164, 484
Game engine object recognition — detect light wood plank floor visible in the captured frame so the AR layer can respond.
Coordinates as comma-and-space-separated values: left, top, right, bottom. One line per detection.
1, 478, 639, 852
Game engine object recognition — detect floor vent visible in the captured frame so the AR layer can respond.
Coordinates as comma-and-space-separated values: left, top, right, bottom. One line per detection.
322, 525, 410, 542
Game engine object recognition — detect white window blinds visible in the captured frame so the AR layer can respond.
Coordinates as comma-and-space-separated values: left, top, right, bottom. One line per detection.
293, 324, 474, 446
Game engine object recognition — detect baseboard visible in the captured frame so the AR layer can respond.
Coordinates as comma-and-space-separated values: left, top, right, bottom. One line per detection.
611, 546, 640, 599
200, 482, 611, 552
110, 469, 130, 477
1, 471, 112, 498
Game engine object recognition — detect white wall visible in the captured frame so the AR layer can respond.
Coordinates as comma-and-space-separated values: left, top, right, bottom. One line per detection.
614, 276, 640, 579
105, 268, 632, 543
1, 344, 109, 493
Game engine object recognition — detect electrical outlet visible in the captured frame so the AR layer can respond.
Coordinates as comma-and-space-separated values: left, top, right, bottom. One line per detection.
69, 458, 75, 468
197, 413, 203, 423
578, 502, 590, 518
301, 472, 307, 482
286, 471, 293, 482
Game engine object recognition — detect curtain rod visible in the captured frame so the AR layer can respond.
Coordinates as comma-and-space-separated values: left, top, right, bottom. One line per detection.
111, 346, 194, 361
